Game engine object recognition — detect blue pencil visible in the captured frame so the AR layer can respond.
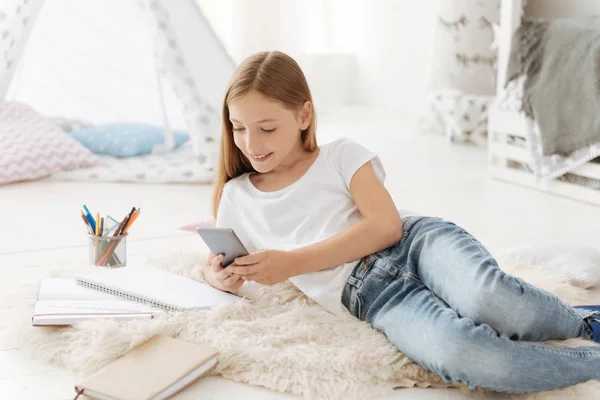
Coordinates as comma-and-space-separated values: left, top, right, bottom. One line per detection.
82, 205, 96, 232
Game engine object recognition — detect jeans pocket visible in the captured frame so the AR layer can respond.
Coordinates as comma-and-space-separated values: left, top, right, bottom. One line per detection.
393, 216, 426, 249
368, 257, 400, 285
343, 282, 364, 319
356, 254, 377, 280
353, 286, 364, 320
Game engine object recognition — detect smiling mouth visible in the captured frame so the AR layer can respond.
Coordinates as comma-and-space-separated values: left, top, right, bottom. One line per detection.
250, 153, 273, 162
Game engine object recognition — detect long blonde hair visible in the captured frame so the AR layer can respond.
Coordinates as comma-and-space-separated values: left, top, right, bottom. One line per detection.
212, 51, 318, 217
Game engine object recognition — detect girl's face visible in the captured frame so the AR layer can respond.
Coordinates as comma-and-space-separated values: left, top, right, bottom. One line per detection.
228, 90, 310, 173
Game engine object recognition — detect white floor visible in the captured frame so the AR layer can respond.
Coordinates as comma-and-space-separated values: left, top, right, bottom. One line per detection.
3, 108, 600, 399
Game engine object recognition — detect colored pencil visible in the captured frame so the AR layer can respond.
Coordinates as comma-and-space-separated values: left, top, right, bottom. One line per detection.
98, 208, 140, 266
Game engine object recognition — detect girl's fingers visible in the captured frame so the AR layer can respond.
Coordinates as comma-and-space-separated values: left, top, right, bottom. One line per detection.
229, 278, 244, 294
211, 255, 223, 273
211, 254, 225, 269
223, 271, 241, 286
216, 270, 229, 282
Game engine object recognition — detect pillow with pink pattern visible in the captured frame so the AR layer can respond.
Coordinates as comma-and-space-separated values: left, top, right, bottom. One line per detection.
0, 102, 100, 185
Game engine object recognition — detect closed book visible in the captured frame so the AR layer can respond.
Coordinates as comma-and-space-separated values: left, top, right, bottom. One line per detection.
74, 335, 218, 400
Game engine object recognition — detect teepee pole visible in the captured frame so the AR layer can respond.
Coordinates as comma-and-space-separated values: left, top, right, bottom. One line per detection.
0, 0, 45, 99
153, 39, 175, 153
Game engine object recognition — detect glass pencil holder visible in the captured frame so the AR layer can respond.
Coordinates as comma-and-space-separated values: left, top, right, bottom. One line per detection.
88, 234, 127, 268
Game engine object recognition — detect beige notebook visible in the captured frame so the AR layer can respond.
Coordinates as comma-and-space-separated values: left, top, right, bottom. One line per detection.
74, 336, 218, 400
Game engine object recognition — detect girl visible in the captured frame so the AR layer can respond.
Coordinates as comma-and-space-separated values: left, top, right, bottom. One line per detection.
201, 51, 600, 393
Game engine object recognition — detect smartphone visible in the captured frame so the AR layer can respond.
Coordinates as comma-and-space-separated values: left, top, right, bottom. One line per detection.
196, 227, 249, 267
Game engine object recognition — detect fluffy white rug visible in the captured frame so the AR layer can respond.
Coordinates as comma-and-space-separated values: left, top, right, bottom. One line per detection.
7, 249, 600, 399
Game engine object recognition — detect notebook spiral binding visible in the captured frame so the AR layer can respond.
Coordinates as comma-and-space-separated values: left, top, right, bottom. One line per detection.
77, 279, 183, 312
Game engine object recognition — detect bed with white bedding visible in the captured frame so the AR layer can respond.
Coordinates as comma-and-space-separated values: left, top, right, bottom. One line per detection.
488, 0, 600, 205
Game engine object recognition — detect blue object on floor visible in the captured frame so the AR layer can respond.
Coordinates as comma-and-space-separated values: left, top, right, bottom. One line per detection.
69, 123, 190, 158
573, 305, 600, 342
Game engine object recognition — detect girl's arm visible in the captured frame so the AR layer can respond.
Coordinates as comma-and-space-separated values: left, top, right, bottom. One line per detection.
225, 161, 403, 285
288, 162, 402, 276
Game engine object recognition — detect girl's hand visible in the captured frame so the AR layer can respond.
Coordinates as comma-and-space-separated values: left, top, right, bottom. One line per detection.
220, 250, 297, 285
203, 254, 244, 294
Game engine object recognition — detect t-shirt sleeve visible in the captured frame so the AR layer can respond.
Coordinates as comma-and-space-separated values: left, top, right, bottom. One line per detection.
215, 181, 256, 252
215, 185, 239, 229
330, 137, 386, 190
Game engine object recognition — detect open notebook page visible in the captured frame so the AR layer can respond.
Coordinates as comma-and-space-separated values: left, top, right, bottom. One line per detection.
34, 278, 164, 326
75, 264, 242, 311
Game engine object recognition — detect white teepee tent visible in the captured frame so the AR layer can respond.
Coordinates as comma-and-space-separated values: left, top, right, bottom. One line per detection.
0, 0, 236, 172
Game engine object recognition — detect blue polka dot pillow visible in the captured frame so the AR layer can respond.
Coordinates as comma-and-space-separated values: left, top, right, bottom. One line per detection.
68, 123, 190, 158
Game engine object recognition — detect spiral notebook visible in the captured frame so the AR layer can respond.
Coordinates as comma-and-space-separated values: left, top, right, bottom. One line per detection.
75, 264, 242, 311
32, 278, 163, 326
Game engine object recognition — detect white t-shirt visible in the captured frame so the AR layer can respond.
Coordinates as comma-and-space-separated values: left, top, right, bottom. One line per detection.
216, 137, 416, 316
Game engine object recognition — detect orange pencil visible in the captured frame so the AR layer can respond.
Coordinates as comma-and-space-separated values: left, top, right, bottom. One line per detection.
113, 214, 129, 237
99, 209, 140, 266
122, 209, 140, 234
119, 207, 137, 235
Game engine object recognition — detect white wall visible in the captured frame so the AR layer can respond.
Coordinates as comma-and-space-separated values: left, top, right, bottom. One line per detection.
198, 0, 441, 117
347, 0, 440, 115
196, 0, 234, 53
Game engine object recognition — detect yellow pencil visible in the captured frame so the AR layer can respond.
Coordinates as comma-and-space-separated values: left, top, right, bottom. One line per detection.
94, 212, 100, 265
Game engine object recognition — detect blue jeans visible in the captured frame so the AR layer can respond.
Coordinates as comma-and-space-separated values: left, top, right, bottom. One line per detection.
342, 216, 600, 393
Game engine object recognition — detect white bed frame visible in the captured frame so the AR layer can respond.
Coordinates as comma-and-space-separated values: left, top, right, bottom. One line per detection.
488, 0, 600, 206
